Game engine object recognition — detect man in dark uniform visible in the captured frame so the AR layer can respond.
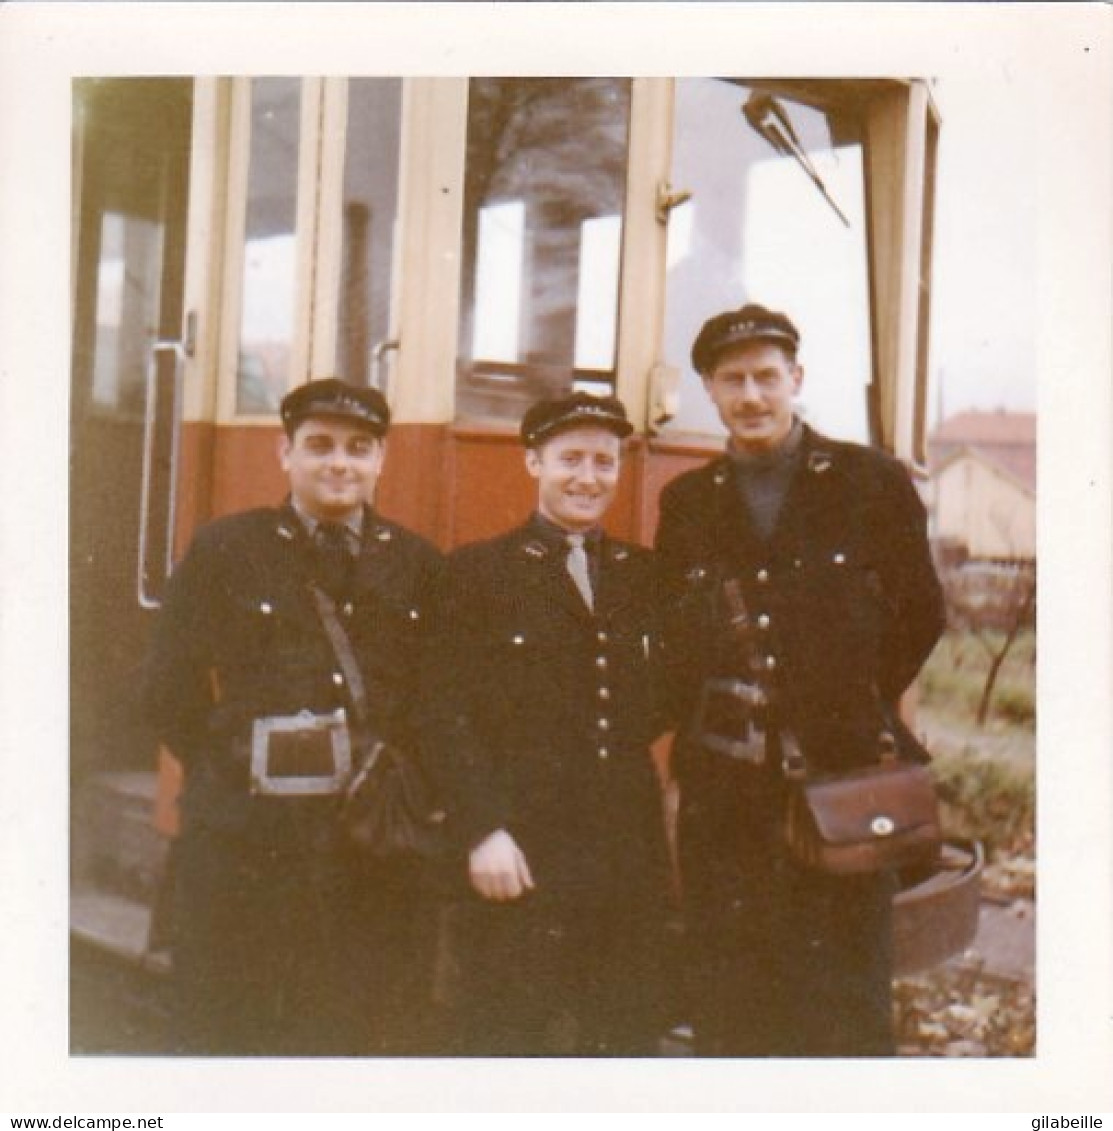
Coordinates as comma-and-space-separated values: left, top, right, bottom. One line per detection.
142, 379, 444, 1056
429, 393, 671, 1056
655, 303, 944, 1056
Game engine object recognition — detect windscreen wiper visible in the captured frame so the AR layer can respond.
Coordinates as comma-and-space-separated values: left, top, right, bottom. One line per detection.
742, 92, 851, 228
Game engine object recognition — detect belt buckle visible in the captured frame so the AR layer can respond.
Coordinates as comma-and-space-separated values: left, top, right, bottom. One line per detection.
249, 709, 351, 797
694, 677, 768, 766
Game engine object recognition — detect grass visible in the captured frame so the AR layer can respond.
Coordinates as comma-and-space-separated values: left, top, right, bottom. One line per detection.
919, 628, 1036, 728
914, 626, 1036, 884
931, 749, 1035, 860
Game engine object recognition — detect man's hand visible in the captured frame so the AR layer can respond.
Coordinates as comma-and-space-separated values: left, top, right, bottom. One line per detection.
469, 829, 535, 902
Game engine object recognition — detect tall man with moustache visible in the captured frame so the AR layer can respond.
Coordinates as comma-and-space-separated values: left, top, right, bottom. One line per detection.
142, 379, 444, 1055
655, 303, 944, 1056
428, 392, 672, 1056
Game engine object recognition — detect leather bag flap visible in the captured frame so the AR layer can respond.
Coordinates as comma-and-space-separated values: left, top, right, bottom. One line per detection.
800, 762, 938, 846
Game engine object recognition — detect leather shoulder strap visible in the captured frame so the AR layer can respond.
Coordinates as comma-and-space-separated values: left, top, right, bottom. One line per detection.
308, 584, 369, 729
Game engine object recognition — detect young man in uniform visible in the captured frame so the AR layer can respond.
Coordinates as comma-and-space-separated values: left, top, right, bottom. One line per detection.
429, 392, 671, 1056
655, 303, 944, 1056
142, 379, 444, 1055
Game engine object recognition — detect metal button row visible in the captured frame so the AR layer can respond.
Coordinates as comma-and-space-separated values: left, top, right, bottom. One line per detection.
755, 553, 848, 580
596, 632, 612, 757
258, 599, 418, 619
507, 629, 615, 760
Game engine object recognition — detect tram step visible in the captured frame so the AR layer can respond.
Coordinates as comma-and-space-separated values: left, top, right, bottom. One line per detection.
72, 771, 168, 906
70, 886, 170, 975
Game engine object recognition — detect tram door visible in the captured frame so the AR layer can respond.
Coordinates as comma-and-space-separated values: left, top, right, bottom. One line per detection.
70, 79, 193, 777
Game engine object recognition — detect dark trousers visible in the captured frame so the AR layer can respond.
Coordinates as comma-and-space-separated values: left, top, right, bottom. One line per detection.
452, 888, 667, 1057
169, 808, 439, 1057
678, 772, 896, 1058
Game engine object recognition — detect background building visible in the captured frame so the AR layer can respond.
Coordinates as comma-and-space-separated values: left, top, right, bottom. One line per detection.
929, 409, 1036, 564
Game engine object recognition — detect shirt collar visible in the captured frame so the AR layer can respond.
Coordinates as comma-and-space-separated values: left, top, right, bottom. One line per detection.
291, 499, 365, 541
728, 416, 805, 471
528, 511, 603, 549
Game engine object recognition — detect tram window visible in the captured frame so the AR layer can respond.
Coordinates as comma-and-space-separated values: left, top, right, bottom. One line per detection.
456, 78, 632, 423
662, 79, 872, 442
335, 79, 402, 389
236, 78, 302, 415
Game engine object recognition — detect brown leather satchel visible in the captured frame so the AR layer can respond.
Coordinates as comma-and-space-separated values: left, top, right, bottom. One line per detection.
782, 738, 942, 875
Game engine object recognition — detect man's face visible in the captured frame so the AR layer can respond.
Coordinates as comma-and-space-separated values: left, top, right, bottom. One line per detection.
703, 340, 803, 455
525, 425, 622, 533
278, 417, 385, 521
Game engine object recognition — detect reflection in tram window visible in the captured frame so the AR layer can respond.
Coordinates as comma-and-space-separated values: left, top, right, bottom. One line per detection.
663, 79, 871, 442
336, 79, 402, 390
92, 211, 162, 415
457, 78, 632, 422
472, 200, 526, 362
237, 78, 302, 415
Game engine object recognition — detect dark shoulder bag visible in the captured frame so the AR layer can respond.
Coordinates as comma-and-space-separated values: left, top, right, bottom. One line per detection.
310, 585, 445, 861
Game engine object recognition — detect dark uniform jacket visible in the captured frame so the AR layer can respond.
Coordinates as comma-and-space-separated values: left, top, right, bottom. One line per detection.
141, 501, 445, 1055
144, 501, 444, 828
428, 518, 671, 902
654, 425, 944, 1057
656, 424, 944, 778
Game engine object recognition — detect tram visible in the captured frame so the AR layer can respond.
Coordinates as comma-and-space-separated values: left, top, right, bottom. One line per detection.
70, 76, 973, 1013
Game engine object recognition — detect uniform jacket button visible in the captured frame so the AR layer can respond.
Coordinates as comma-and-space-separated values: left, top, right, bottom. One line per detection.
757, 614, 771, 629
756, 568, 770, 583
332, 672, 345, 686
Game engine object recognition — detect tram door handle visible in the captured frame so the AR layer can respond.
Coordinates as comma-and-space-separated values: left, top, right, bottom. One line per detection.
371, 338, 400, 395
137, 340, 185, 610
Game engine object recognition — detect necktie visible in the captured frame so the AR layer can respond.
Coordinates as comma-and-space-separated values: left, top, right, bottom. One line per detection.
314, 521, 354, 601
565, 533, 594, 611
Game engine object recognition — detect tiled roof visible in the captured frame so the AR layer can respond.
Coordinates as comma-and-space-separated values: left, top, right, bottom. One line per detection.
930, 409, 1036, 446
929, 410, 1037, 492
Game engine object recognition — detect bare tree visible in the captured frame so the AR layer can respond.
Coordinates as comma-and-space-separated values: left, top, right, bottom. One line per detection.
943, 561, 1036, 727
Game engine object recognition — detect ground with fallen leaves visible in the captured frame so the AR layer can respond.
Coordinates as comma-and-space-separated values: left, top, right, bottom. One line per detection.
895, 634, 1036, 1057
894, 960, 1035, 1057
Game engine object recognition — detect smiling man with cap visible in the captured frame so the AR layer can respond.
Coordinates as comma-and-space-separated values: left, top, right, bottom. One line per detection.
142, 376, 444, 1056
426, 391, 672, 1056
655, 302, 944, 1056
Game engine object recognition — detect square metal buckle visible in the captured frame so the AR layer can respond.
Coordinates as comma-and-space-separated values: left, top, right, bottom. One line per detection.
695, 677, 768, 766
249, 709, 351, 797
